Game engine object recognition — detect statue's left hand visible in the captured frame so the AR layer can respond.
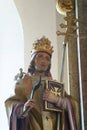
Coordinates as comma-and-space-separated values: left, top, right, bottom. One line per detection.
43, 89, 59, 104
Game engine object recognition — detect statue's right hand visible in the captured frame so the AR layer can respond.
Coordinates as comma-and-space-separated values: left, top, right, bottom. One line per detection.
24, 99, 35, 110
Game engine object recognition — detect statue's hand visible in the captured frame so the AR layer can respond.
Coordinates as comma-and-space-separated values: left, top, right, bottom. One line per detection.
43, 89, 59, 104
24, 99, 35, 111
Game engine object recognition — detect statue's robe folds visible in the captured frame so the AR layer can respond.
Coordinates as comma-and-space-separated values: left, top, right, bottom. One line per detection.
5, 77, 79, 130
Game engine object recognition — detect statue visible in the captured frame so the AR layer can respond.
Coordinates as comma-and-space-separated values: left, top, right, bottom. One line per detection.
5, 36, 79, 130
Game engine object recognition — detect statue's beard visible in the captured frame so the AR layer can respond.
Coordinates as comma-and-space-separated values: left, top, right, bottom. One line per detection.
35, 65, 47, 73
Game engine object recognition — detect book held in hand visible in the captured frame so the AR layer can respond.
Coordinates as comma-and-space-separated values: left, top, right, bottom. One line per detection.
44, 80, 64, 112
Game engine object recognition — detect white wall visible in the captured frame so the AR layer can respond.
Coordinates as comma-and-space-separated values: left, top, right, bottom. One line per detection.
0, 0, 24, 130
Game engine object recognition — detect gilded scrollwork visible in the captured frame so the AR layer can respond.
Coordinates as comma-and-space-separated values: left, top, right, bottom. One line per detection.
56, 0, 79, 44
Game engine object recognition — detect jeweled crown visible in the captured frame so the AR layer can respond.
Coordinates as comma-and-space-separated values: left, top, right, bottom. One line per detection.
31, 36, 54, 56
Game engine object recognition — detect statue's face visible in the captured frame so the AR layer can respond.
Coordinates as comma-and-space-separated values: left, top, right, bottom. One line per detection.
34, 52, 51, 72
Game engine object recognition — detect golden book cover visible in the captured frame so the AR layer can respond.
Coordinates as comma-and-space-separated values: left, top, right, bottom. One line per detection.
44, 80, 64, 112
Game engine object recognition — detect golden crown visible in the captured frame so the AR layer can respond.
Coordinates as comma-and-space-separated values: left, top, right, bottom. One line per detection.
31, 36, 54, 56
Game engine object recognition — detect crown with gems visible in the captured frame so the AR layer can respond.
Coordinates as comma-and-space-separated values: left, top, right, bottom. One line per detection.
31, 36, 54, 56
